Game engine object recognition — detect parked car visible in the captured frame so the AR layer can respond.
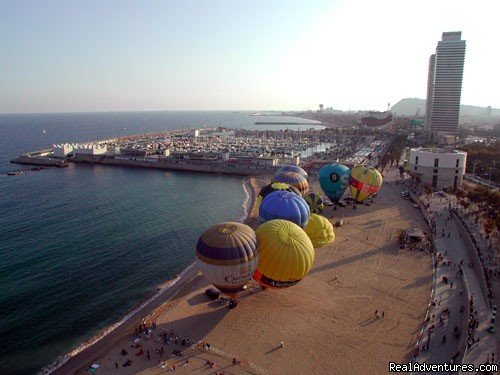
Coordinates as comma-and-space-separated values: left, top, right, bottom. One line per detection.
205, 288, 220, 300
338, 200, 347, 207
438, 191, 447, 197
324, 199, 333, 206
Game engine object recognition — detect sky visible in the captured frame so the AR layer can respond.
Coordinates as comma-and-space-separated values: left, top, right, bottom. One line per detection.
1, 0, 499, 113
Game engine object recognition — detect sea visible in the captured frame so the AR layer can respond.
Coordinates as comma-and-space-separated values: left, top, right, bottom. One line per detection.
0, 111, 323, 374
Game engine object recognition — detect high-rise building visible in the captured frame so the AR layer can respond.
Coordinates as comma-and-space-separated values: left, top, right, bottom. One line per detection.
425, 32, 466, 138
424, 54, 436, 133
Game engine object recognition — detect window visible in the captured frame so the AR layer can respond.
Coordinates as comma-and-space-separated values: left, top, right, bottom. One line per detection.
454, 175, 458, 190
455, 169, 458, 174
432, 175, 438, 188
415, 156, 419, 165
456, 158, 459, 168
434, 158, 439, 168
414, 166, 418, 171
434, 168, 438, 174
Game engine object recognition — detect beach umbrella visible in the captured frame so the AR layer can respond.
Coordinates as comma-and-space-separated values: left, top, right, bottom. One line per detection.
253, 220, 315, 288
279, 165, 308, 179
259, 190, 310, 228
272, 171, 309, 195
304, 214, 335, 248
318, 164, 351, 203
349, 165, 383, 203
196, 222, 258, 299
255, 182, 301, 210
304, 192, 324, 213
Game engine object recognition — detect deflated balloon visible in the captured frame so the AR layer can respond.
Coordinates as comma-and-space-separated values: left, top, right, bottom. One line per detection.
279, 165, 308, 179
349, 165, 383, 203
272, 171, 309, 195
253, 219, 315, 288
255, 182, 301, 210
304, 214, 335, 248
196, 222, 258, 298
304, 192, 324, 213
318, 164, 350, 203
259, 190, 310, 228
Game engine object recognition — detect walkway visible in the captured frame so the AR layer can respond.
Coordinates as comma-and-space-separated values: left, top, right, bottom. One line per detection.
414, 193, 497, 374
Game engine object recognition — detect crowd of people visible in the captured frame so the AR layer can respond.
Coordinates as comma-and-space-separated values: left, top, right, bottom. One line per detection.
114, 319, 250, 372
466, 295, 479, 349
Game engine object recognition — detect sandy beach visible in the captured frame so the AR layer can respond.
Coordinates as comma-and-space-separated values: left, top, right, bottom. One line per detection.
56, 173, 433, 375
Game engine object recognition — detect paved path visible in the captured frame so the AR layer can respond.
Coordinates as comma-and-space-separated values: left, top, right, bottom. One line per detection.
413, 194, 497, 374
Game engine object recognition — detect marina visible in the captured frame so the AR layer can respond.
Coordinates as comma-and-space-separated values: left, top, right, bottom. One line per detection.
11, 127, 387, 176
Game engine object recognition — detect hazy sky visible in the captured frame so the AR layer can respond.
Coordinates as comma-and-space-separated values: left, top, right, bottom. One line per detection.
1, 0, 499, 113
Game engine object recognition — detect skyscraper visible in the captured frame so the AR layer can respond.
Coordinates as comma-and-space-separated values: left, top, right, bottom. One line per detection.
424, 54, 436, 133
425, 32, 466, 137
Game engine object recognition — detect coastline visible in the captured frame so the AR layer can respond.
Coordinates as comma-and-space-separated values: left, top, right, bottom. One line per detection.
46, 175, 265, 375
49, 171, 433, 375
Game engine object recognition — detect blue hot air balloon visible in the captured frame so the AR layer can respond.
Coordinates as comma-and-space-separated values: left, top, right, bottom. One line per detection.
318, 164, 351, 203
259, 190, 310, 228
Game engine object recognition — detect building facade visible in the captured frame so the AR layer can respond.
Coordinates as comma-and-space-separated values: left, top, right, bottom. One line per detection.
424, 54, 436, 133
409, 148, 467, 190
426, 32, 466, 137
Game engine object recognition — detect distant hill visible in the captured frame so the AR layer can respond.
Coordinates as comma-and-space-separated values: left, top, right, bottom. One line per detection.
391, 98, 500, 118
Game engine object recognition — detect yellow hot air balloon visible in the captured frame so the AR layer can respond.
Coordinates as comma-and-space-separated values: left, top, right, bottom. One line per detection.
253, 219, 314, 288
349, 165, 383, 203
304, 214, 335, 248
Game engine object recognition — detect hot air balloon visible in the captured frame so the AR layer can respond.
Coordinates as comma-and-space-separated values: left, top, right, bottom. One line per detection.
259, 190, 310, 228
272, 171, 309, 195
253, 219, 314, 288
304, 192, 324, 213
279, 165, 308, 179
196, 222, 258, 299
255, 182, 301, 210
349, 165, 383, 203
304, 214, 335, 248
318, 164, 350, 203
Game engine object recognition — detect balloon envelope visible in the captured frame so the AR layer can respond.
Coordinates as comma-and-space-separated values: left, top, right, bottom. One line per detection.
253, 219, 315, 288
279, 165, 308, 179
318, 164, 351, 203
256, 182, 301, 210
304, 214, 335, 248
304, 192, 324, 213
196, 222, 258, 296
272, 171, 309, 195
259, 190, 310, 228
349, 165, 383, 203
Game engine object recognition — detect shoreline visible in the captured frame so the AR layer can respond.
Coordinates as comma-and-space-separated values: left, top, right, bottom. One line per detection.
46, 175, 263, 375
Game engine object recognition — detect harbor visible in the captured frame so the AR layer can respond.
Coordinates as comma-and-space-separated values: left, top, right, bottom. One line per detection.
11, 127, 388, 176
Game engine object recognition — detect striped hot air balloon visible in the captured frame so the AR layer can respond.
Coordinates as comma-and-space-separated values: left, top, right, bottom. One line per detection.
349, 165, 383, 203
259, 190, 310, 228
253, 220, 315, 288
304, 213, 335, 248
255, 182, 301, 210
304, 192, 324, 213
196, 222, 258, 298
278, 165, 308, 179
272, 171, 309, 195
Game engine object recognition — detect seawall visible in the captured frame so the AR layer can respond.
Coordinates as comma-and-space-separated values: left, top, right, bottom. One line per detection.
72, 154, 278, 176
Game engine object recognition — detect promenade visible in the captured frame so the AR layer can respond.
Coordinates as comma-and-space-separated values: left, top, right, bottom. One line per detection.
413, 192, 497, 374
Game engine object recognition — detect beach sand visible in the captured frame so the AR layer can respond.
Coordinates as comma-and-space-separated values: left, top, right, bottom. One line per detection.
64, 175, 432, 375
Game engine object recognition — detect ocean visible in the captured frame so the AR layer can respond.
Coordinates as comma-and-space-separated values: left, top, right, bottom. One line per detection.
0, 111, 321, 374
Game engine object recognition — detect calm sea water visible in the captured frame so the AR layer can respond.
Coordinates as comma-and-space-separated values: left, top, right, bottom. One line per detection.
0, 111, 321, 374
